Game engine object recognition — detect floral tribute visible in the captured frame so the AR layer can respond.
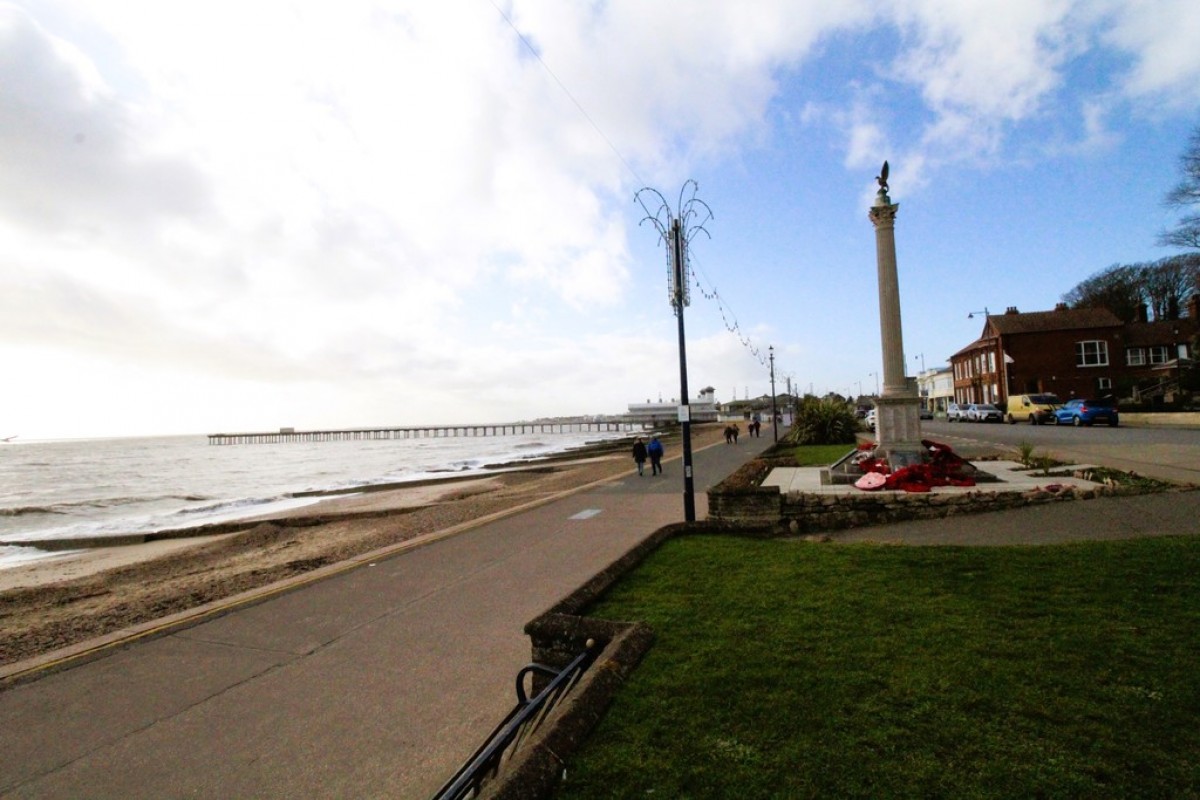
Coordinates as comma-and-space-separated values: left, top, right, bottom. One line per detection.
852, 439, 977, 493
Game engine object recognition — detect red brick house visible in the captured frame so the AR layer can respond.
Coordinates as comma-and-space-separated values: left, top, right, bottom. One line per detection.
949, 300, 1198, 406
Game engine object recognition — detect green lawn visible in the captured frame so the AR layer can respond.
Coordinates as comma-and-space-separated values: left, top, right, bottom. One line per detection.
556, 535, 1200, 799
787, 443, 857, 465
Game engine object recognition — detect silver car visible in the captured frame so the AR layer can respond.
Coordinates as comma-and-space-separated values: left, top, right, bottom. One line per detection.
966, 403, 1003, 422
947, 403, 968, 422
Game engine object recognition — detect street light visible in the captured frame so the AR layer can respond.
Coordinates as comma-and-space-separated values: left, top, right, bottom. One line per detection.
769, 346, 778, 442
635, 181, 712, 524
914, 352, 925, 374
967, 307, 990, 319
869, 371, 879, 395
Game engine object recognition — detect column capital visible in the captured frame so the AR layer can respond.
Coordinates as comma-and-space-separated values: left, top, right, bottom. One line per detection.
868, 200, 899, 228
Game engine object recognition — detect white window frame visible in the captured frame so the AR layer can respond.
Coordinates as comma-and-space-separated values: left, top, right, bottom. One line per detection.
1076, 340, 1109, 367
1126, 347, 1145, 366
1149, 345, 1169, 364
1098, 377, 1112, 390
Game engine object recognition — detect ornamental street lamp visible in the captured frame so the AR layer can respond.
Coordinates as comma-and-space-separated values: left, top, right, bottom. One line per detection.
636, 181, 713, 523
769, 346, 778, 442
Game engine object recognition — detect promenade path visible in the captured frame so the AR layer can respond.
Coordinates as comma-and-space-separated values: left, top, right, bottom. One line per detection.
0, 428, 779, 799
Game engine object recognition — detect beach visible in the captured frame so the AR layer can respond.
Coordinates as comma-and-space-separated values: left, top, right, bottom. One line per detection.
0, 425, 726, 668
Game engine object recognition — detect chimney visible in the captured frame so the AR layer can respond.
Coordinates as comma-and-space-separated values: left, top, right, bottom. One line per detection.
1137, 303, 1149, 323
1007, 306, 1020, 314
1053, 303, 1067, 311
1188, 294, 1199, 320
1167, 296, 1180, 320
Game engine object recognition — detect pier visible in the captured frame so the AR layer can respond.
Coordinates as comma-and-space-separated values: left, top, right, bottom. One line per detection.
207, 420, 650, 445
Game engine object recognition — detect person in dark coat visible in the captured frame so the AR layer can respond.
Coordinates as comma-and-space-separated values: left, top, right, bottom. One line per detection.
647, 436, 664, 475
631, 438, 648, 476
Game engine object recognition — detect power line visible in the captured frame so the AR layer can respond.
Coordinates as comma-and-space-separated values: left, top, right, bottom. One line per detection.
488, 0, 644, 185
488, 3, 771, 371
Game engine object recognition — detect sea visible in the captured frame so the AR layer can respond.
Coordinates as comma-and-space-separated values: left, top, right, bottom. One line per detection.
0, 427, 634, 569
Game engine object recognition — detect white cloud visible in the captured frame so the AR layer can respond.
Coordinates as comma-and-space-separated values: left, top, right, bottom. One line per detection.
1098, 0, 1200, 108
3, 0, 1200, 437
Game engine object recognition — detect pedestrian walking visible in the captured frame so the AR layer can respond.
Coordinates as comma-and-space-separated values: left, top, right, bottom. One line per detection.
631, 437, 647, 476
647, 436, 664, 475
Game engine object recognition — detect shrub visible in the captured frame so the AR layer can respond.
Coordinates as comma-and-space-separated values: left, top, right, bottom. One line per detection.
784, 397, 858, 446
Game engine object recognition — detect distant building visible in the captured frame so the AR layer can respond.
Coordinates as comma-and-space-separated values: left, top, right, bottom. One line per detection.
626, 387, 720, 424
915, 367, 953, 414
949, 300, 1198, 405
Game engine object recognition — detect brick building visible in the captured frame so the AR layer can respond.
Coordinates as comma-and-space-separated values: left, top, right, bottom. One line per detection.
949, 300, 1198, 406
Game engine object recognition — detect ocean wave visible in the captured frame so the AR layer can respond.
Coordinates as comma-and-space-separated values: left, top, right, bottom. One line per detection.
7, 494, 213, 515
0, 544, 69, 569
1, 506, 67, 517
170, 496, 284, 517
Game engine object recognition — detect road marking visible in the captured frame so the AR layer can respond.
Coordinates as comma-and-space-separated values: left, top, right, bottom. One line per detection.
569, 509, 602, 520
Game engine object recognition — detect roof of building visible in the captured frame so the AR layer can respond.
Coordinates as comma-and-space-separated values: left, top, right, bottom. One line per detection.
985, 305, 1123, 336
950, 336, 996, 359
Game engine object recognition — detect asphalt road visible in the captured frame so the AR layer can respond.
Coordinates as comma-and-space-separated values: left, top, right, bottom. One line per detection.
921, 419, 1200, 486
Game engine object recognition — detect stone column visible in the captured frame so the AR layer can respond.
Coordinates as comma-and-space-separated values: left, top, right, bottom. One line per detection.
868, 183, 923, 463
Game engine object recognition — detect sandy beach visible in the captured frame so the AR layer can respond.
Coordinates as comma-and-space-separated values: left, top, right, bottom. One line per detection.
0, 425, 727, 668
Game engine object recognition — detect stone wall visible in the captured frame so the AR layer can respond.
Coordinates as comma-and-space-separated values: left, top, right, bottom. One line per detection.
709, 482, 1137, 534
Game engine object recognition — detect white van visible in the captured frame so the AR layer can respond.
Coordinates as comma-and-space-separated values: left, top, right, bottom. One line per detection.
1005, 393, 1060, 425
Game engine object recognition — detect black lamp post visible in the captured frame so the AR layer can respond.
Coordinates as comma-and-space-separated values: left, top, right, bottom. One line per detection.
636, 181, 712, 523
769, 346, 778, 442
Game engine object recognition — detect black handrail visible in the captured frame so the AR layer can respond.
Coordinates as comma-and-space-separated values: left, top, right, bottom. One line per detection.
432, 642, 597, 800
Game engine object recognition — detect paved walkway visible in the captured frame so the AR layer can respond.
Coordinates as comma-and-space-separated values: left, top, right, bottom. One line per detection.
1, 428, 1196, 798
0, 430, 779, 800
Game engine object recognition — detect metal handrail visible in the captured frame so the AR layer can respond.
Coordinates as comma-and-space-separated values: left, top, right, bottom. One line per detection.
431, 642, 597, 800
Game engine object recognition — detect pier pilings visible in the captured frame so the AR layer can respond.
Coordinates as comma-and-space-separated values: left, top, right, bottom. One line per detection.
207, 421, 649, 445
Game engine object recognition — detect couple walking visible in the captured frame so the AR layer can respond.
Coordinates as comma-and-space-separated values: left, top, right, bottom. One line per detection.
631, 436, 664, 476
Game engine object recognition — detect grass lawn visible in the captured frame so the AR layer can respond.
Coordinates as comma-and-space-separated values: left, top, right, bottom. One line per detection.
555, 535, 1200, 799
786, 443, 857, 466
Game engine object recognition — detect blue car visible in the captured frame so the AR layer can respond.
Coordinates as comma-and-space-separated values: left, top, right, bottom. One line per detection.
1054, 398, 1119, 427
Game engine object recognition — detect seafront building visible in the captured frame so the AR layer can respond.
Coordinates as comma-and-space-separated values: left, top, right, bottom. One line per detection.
625, 387, 720, 425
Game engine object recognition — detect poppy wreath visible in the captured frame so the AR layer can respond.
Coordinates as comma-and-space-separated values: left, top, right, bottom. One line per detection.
854, 439, 977, 492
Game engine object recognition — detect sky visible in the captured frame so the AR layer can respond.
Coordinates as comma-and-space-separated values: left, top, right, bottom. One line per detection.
2, 1, 1199, 439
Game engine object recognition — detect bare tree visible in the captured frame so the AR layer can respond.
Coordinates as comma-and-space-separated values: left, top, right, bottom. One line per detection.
1143, 254, 1200, 319
1063, 262, 1146, 322
1159, 126, 1200, 250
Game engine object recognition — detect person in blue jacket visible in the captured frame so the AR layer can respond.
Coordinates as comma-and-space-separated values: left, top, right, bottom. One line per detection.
647, 436, 664, 475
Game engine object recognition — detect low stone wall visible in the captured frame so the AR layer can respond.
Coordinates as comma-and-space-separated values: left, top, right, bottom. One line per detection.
476, 523, 686, 798
709, 482, 1138, 534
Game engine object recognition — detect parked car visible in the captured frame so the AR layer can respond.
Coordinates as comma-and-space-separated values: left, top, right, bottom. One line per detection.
1054, 398, 1119, 427
946, 403, 967, 422
966, 403, 1003, 422
1005, 393, 1060, 425
865, 409, 876, 430
919, 407, 934, 420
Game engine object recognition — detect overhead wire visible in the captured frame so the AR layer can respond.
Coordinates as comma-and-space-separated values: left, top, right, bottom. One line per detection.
488, 0, 771, 370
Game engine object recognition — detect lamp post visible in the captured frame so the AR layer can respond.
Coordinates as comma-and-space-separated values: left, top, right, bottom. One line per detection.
636, 181, 712, 523
967, 308, 990, 319
870, 371, 879, 395
769, 346, 778, 442
914, 352, 925, 374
